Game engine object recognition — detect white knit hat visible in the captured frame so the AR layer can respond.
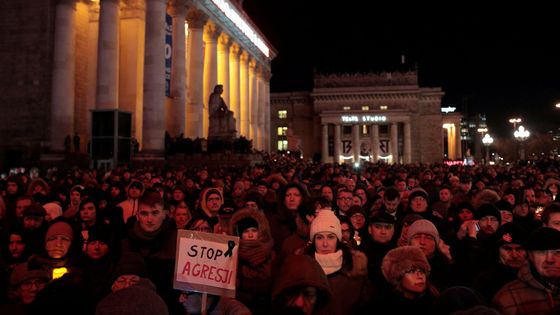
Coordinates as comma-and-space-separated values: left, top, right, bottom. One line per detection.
310, 210, 342, 241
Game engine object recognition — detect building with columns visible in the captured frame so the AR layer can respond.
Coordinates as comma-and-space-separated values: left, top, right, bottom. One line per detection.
271, 71, 462, 164
0, 0, 275, 168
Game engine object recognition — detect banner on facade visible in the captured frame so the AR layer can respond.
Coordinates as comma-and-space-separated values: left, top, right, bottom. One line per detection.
165, 14, 173, 97
174, 230, 239, 298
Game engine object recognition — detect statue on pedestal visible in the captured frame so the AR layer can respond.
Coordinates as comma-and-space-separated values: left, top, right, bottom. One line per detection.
208, 84, 236, 141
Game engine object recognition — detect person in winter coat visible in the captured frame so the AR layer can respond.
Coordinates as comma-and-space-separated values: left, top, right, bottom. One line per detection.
378, 245, 440, 313
304, 210, 373, 315
271, 254, 334, 315
493, 227, 560, 315
229, 207, 275, 315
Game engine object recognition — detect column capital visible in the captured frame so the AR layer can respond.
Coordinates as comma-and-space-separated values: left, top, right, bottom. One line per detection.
263, 69, 272, 81
121, 0, 144, 18
185, 7, 207, 28
248, 58, 257, 70
218, 33, 232, 50
239, 50, 249, 63
203, 21, 221, 41
168, 0, 188, 16
230, 43, 241, 57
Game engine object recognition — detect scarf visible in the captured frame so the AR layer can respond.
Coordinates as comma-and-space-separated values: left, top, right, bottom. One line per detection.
315, 250, 343, 275
238, 239, 274, 279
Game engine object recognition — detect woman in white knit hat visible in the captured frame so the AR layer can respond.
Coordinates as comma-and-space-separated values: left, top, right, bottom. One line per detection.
303, 210, 373, 315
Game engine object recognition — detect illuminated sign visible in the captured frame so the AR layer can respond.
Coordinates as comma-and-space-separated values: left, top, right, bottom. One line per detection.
341, 115, 387, 123
211, 0, 270, 57
441, 107, 456, 114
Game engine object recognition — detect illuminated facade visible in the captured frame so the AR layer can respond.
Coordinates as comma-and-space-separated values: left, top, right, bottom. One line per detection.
271, 71, 461, 164
0, 0, 275, 167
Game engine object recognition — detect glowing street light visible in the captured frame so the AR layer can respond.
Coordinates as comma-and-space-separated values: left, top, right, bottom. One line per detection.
482, 133, 493, 164
514, 125, 530, 160
509, 118, 522, 131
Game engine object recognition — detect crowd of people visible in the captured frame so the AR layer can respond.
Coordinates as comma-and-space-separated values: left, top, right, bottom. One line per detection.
0, 153, 559, 314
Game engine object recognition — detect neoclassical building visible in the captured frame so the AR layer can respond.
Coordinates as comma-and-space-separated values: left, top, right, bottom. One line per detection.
271, 71, 462, 164
0, 0, 275, 167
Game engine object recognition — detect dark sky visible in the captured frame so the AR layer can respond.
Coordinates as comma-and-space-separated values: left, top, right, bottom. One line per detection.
242, 1, 560, 138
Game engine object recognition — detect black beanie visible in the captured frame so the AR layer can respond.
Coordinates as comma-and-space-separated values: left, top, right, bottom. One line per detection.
87, 225, 113, 245
475, 203, 502, 225
236, 217, 259, 236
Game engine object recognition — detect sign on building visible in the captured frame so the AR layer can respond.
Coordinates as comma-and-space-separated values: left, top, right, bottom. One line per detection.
174, 230, 239, 298
165, 14, 173, 97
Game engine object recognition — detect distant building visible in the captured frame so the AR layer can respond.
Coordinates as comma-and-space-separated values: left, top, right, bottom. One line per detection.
0, 0, 275, 169
271, 71, 461, 164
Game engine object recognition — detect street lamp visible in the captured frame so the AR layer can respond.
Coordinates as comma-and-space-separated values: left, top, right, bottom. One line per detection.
482, 133, 493, 164
509, 118, 521, 131
514, 125, 530, 160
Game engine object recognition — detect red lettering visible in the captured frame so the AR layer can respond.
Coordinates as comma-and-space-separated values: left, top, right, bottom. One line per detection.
182, 261, 191, 275
208, 266, 216, 281
192, 263, 201, 277
201, 264, 210, 278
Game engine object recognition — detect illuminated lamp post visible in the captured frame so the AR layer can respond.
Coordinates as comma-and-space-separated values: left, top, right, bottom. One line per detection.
514, 125, 530, 160
482, 133, 493, 164
509, 118, 521, 131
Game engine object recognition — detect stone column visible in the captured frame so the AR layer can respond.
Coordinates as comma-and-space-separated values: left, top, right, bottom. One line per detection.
185, 8, 206, 138
390, 122, 399, 164
168, 0, 187, 137
370, 124, 379, 163
141, 0, 167, 154
334, 124, 341, 164
50, 0, 76, 152
217, 33, 231, 105
353, 124, 360, 163
248, 58, 257, 141
322, 124, 329, 163
229, 43, 241, 134
95, 0, 119, 109
203, 22, 219, 138
239, 51, 250, 137
404, 121, 412, 163
263, 69, 271, 151
257, 65, 265, 150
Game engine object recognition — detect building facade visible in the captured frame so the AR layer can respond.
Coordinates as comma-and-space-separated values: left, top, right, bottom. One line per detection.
0, 0, 275, 169
271, 71, 462, 164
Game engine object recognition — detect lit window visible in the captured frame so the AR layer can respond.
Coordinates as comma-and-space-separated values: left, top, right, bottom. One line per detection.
277, 140, 288, 151
362, 125, 369, 135
380, 105, 388, 110
362, 106, 369, 111
343, 106, 351, 111
278, 110, 287, 119
277, 126, 288, 136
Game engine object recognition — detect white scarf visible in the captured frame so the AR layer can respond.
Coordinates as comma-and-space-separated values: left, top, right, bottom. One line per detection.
315, 250, 343, 275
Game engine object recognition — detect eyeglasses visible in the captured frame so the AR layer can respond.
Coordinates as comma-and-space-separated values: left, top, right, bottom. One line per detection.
20, 279, 48, 290
337, 197, 353, 201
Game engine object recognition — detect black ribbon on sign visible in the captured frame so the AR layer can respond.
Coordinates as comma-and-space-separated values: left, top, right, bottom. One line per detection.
224, 240, 236, 257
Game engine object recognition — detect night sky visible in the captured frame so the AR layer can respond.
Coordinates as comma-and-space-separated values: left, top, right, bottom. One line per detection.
242, 1, 560, 138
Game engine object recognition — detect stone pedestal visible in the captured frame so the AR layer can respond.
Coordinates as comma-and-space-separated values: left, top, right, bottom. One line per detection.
208, 110, 237, 141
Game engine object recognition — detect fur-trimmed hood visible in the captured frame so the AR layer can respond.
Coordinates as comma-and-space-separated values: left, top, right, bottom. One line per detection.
228, 207, 272, 244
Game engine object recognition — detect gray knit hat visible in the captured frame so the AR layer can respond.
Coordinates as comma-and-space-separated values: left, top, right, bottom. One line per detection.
407, 219, 440, 245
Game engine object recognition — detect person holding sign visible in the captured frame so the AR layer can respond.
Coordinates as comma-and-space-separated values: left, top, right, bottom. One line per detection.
229, 207, 275, 315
